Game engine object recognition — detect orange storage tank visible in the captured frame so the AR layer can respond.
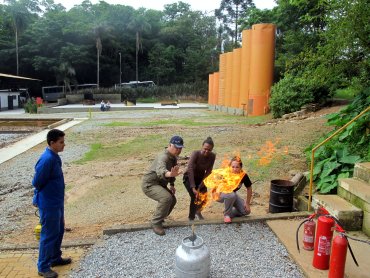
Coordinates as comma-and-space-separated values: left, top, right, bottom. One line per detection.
224, 52, 233, 108
240, 29, 252, 114
231, 48, 241, 108
248, 23, 276, 116
218, 53, 227, 106
208, 73, 214, 105
213, 72, 220, 106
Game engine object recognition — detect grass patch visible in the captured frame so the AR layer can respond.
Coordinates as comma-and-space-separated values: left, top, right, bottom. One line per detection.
334, 88, 356, 100
74, 135, 163, 164
137, 97, 158, 103
75, 143, 103, 164
104, 114, 271, 127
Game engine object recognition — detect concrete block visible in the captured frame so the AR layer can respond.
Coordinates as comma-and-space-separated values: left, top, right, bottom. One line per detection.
363, 211, 370, 236
338, 178, 370, 203
354, 162, 370, 184
312, 194, 363, 231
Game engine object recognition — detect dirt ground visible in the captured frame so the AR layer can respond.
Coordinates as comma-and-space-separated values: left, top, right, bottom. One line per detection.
3, 105, 345, 245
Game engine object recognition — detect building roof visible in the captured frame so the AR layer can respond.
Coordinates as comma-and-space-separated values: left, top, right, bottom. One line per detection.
0, 73, 41, 81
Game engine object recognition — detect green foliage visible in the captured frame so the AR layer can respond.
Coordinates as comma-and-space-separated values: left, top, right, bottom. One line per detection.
269, 74, 317, 118
306, 90, 370, 193
23, 98, 37, 113
72, 81, 208, 101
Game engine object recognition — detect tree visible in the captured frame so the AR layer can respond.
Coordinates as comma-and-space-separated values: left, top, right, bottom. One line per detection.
128, 9, 151, 83
4, 0, 41, 75
215, 0, 254, 47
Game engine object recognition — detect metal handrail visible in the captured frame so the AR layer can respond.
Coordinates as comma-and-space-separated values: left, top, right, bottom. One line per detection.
308, 105, 370, 210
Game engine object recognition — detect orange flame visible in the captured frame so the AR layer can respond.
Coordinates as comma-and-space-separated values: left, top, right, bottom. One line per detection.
257, 139, 288, 166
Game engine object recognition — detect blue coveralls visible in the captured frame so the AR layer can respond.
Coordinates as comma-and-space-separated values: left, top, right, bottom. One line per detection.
32, 148, 65, 273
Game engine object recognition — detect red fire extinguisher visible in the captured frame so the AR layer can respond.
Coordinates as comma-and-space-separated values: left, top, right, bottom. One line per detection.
303, 219, 316, 250
296, 212, 317, 253
329, 224, 359, 278
312, 215, 335, 270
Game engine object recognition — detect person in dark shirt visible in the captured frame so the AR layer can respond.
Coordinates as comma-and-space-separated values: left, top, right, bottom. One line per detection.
183, 137, 216, 221
217, 156, 252, 224
32, 129, 71, 278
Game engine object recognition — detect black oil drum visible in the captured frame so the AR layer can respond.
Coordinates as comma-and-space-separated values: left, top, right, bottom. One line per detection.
269, 179, 295, 213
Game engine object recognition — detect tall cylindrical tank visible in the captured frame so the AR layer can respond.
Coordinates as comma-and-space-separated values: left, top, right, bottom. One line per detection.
240, 29, 252, 114
231, 48, 241, 108
175, 235, 210, 278
218, 53, 227, 106
213, 72, 220, 106
224, 52, 233, 108
208, 73, 214, 105
248, 23, 276, 116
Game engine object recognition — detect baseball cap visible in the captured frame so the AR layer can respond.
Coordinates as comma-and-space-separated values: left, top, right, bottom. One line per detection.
170, 135, 184, 148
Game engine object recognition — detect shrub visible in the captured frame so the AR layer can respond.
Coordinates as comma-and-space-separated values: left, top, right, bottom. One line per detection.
270, 74, 332, 118
269, 75, 313, 118
24, 99, 38, 114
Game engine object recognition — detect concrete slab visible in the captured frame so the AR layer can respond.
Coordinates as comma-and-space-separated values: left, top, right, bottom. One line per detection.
354, 162, 370, 184
0, 118, 87, 164
339, 178, 370, 203
103, 211, 311, 236
267, 218, 370, 278
312, 194, 363, 230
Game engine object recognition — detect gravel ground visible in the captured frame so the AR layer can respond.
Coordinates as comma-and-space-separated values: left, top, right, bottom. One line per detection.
70, 222, 304, 278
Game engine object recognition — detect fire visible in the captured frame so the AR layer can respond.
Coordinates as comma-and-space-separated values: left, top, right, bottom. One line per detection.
257, 139, 288, 166
195, 156, 246, 210
193, 140, 289, 211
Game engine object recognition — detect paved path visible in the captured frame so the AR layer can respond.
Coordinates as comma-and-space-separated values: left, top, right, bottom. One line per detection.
0, 118, 86, 165
0, 248, 86, 277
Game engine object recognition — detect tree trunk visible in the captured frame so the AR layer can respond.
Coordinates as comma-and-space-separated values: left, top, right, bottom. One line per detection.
97, 47, 100, 88
15, 27, 19, 75
136, 31, 139, 83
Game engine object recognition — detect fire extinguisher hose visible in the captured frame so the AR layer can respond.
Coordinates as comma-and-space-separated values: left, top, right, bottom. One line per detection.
295, 218, 313, 253
345, 235, 359, 267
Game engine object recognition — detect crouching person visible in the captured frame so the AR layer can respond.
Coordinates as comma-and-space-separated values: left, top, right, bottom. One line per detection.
141, 136, 184, 236
217, 157, 252, 224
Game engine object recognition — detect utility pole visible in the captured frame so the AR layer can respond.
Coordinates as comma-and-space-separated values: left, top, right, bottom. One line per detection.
119, 52, 122, 85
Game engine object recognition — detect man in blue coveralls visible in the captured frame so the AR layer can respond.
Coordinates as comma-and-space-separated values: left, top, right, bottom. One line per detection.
32, 129, 71, 278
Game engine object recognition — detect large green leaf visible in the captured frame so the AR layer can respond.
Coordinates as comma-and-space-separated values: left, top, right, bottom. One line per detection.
320, 181, 338, 193
339, 154, 361, 164
320, 161, 341, 177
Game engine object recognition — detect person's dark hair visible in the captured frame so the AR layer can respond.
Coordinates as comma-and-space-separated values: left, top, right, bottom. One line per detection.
230, 156, 243, 168
202, 136, 214, 147
47, 129, 65, 145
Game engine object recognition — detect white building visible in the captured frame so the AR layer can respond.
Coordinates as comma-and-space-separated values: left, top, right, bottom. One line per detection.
0, 89, 20, 111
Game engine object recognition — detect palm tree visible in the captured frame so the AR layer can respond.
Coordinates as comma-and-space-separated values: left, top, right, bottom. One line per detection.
128, 10, 151, 83
93, 26, 104, 88
5, 0, 40, 75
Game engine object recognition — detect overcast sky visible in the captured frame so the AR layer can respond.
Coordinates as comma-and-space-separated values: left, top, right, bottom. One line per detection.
53, 0, 277, 12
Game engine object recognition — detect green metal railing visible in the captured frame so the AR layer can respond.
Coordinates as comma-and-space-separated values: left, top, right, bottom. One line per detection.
308, 105, 370, 210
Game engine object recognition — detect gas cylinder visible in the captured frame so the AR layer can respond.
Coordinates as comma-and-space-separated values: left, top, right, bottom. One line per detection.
34, 223, 42, 240
312, 216, 335, 270
329, 233, 348, 278
303, 219, 316, 251
175, 235, 210, 278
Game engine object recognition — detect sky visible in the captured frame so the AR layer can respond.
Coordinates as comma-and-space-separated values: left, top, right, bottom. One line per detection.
53, 0, 277, 12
